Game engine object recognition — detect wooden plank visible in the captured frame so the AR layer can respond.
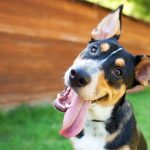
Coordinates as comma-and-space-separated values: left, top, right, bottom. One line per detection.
0, 0, 149, 50
0, 33, 85, 107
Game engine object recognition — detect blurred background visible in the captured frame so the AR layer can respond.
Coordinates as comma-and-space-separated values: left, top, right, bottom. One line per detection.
0, 0, 149, 150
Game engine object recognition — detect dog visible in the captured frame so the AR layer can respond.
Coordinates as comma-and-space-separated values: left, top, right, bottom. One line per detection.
54, 5, 149, 150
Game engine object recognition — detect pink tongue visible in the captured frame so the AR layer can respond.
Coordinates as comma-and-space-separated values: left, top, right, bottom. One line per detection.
60, 91, 91, 137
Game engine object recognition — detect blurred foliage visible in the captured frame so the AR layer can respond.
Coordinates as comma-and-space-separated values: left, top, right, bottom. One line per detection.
86, 0, 150, 23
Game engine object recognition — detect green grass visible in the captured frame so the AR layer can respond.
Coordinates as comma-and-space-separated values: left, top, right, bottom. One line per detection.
0, 88, 150, 150
0, 105, 73, 150
127, 88, 150, 149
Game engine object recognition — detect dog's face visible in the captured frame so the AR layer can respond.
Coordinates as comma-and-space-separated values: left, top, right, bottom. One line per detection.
65, 39, 135, 105
64, 6, 150, 106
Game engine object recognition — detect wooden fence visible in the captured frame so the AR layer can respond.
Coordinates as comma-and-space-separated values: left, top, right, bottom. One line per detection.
0, 0, 149, 108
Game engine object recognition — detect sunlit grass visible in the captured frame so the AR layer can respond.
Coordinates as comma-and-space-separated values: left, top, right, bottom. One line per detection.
0, 105, 73, 150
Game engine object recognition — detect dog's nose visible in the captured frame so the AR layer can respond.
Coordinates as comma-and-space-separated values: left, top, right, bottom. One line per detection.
69, 68, 91, 87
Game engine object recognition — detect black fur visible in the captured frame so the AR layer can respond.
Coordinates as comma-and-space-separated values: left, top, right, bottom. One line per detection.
76, 130, 84, 139
105, 96, 136, 149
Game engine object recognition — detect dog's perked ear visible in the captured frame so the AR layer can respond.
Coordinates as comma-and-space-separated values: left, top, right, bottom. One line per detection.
91, 5, 123, 40
135, 55, 150, 86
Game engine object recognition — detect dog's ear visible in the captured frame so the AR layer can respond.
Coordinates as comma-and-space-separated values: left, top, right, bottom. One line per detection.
135, 55, 150, 86
91, 5, 123, 40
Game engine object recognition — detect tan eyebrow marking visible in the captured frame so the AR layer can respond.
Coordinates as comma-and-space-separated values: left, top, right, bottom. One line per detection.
100, 43, 110, 52
115, 58, 125, 67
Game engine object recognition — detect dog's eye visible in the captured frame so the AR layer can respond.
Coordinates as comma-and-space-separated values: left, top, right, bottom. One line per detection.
112, 68, 123, 77
90, 46, 97, 54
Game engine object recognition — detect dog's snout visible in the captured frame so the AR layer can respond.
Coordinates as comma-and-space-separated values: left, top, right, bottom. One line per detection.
69, 68, 91, 87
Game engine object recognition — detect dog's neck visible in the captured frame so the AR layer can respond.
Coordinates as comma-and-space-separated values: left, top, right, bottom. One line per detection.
87, 94, 126, 123
80, 94, 132, 140
87, 103, 114, 122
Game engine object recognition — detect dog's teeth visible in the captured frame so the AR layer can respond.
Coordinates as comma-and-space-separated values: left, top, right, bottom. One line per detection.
64, 91, 68, 95
65, 103, 71, 108
57, 100, 66, 109
62, 91, 67, 96
57, 93, 61, 98
63, 88, 71, 97
66, 87, 71, 92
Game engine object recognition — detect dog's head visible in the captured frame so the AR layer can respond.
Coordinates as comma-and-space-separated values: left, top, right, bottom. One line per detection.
54, 5, 150, 137
64, 5, 150, 106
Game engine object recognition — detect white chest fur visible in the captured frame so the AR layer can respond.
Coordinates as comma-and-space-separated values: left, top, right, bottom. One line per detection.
71, 104, 113, 150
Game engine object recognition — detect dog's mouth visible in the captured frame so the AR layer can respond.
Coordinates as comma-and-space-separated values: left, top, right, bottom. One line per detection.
53, 87, 108, 138
92, 94, 109, 103
53, 87, 72, 112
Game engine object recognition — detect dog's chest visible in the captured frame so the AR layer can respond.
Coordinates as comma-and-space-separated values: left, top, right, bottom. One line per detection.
71, 104, 113, 150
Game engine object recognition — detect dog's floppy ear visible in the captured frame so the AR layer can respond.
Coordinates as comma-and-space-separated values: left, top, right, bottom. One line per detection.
135, 55, 150, 86
91, 5, 123, 40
